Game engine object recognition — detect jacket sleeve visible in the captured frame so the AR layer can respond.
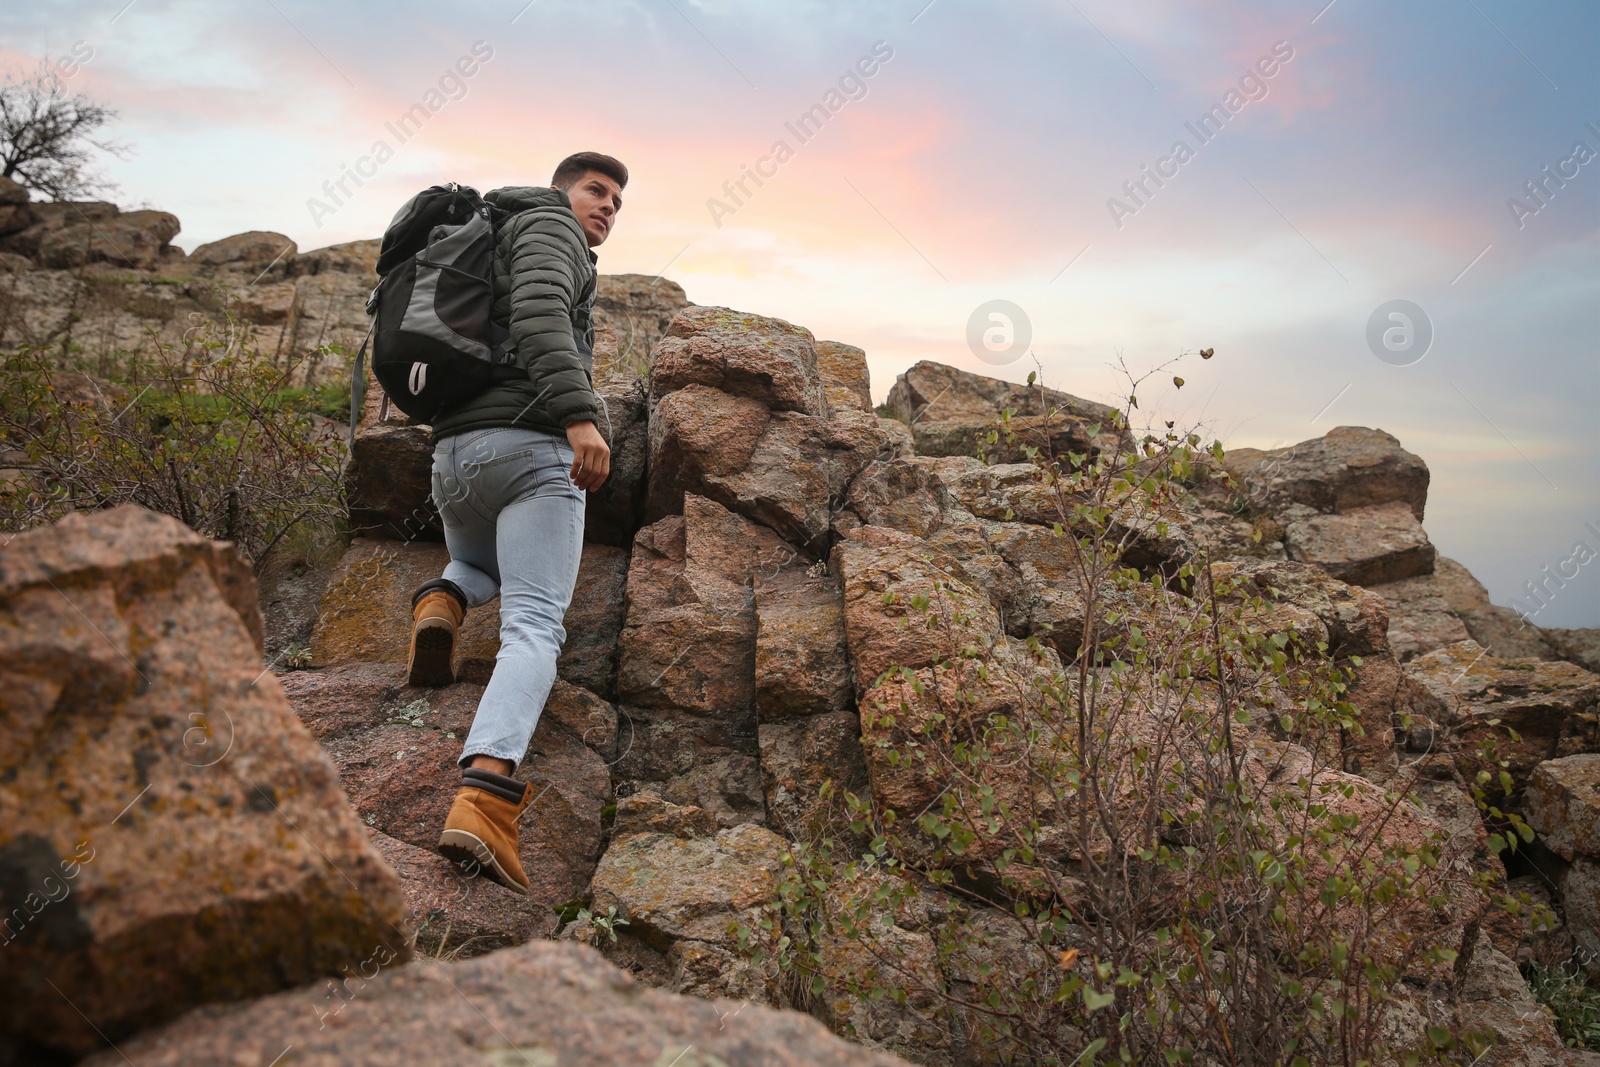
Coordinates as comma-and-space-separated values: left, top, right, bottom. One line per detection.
502, 207, 599, 428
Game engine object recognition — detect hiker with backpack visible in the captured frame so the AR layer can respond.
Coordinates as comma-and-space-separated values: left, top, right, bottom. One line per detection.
362, 151, 625, 894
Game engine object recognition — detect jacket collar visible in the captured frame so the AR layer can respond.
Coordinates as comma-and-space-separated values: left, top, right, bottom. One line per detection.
486, 185, 601, 264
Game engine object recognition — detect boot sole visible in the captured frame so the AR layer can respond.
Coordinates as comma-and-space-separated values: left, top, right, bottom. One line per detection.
407, 622, 455, 688
438, 829, 530, 895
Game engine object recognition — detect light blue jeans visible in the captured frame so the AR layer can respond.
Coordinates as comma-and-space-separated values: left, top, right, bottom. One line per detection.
430, 426, 585, 770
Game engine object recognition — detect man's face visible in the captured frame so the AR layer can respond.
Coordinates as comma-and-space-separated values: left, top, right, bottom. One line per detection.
563, 170, 623, 248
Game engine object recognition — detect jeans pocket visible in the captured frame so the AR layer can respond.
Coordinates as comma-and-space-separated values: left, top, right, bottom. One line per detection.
430, 462, 465, 529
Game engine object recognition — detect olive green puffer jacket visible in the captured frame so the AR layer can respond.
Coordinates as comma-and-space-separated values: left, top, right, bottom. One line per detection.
429, 185, 599, 441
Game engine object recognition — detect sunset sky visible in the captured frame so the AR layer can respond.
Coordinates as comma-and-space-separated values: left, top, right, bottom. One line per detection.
5, 0, 1597, 625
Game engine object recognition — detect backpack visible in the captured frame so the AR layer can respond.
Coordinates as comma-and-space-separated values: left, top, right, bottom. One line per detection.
349, 182, 516, 433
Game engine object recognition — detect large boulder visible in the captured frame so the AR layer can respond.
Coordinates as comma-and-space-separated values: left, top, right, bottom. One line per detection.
1524, 754, 1600, 862
649, 385, 892, 553
1404, 640, 1600, 798
281, 662, 614, 915
308, 539, 626, 697
834, 524, 1003, 691
615, 496, 794, 824
817, 338, 875, 413
882, 360, 1125, 465
645, 307, 893, 554
368, 830, 555, 955
1448, 930, 1571, 1066
585, 373, 652, 546
649, 305, 824, 414
0, 506, 411, 1062
1559, 858, 1600, 986
1551, 629, 1600, 676
0, 199, 116, 258
342, 404, 440, 541
309, 540, 500, 679
1419, 556, 1561, 661
593, 272, 692, 376
1369, 566, 1474, 662
188, 230, 297, 272
228, 279, 297, 324
37, 208, 182, 270
1284, 501, 1437, 586
287, 238, 380, 278
590, 815, 789, 1002
1220, 426, 1430, 521
755, 565, 853, 720
81, 939, 910, 1067
1210, 558, 1392, 658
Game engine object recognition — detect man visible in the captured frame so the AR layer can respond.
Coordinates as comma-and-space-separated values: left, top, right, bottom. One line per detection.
403, 151, 624, 894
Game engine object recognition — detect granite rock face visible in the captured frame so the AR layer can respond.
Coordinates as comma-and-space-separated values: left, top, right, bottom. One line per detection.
307, 539, 627, 697
280, 663, 614, 916
645, 310, 893, 553
369, 830, 556, 956
614, 496, 793, 824
1284, 501, 1437, 586
79, 939, 911, 1067
36, 208, 183, 270
188, 230, 296, 269
1404, 640, 1600, 797
1369, 565, 1474, 662
343, 416, 441, 541
1525, 754, 1600, 862
10, 254, 1594, 1065
590, 816, 790, 1003
1220, 425, 1430, 521
0, 506, 411, 1063
883, 359, 1126, 466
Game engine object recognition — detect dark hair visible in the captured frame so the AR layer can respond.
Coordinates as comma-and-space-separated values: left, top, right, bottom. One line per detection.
551, 152, 628, 191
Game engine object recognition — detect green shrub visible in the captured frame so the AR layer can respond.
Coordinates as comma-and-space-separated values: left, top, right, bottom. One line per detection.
1529, 962, 1600, 1048
0, 326, 346, 567
745, 359, 1523, 1066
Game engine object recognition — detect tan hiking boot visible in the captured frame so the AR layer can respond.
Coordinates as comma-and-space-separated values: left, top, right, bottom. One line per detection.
407, 579, 466, 688
437, 768, 532, 894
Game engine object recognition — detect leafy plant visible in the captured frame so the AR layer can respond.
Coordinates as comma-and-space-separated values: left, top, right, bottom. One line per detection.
279, 643, 314, 670
1529, 962, 1600, 1048
0, 320, 346, 569
576, 905, 630, 944
742, 354, 1519, 1065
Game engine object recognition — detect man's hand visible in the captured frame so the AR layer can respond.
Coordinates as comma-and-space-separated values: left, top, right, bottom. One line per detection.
565, 420, 611, 491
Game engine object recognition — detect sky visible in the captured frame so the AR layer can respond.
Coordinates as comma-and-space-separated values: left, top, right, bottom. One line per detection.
4, 0, 1597, 627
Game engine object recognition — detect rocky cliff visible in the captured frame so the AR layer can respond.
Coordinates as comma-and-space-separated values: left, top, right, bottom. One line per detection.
5, 191, 1600, 1065
0, 178, 687, 388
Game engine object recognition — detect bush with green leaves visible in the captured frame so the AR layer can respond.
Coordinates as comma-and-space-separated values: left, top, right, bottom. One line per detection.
1529, 962, 1600, 1049
0, 324, 346, 567
743, 357, 1532, 1066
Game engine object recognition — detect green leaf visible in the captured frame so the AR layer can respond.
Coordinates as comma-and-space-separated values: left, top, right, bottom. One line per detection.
1083, 986, 1116, 1011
